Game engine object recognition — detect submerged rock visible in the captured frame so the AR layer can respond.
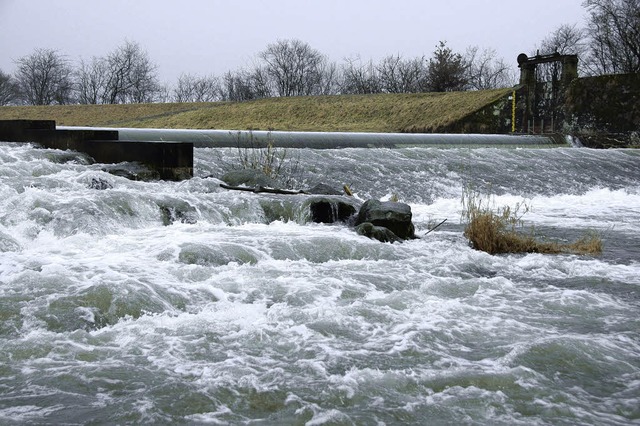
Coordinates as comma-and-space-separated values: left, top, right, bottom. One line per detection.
0, 231, 21, 252
221, 169, 277, 188
355, 199, 416, 240
178, 242, 259, 266
355, 222, 402, 243
102, 163, 160, 181
308, 196, 358, 223
159, 205, 198, 226
305, 183, 343, 195
88, 177, 113, 190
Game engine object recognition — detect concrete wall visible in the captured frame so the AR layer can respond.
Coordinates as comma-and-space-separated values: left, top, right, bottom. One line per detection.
441, 93, 517, 134
0, 120, 193, 180
564, 73, 640, 148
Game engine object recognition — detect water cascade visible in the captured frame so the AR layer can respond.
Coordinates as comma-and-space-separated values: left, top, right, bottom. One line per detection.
0, 138, 638, 424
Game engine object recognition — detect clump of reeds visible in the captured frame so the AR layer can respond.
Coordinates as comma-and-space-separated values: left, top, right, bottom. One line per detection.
234, 130, 303, 188
461, 188, 602, 255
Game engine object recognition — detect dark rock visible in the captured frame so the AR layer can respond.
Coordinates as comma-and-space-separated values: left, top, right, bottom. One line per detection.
308, 196, 358, 223
160, 205, 198, 226
221, 169, 277, 188
0, 231, 21, 252
355, 199, 416, 240
306, 183, 342, 195
88, 177, 113, 190
355, 222, 402, 243
178, 242, 258, 266
102, 163, 160, 181
45, 150, 94, 165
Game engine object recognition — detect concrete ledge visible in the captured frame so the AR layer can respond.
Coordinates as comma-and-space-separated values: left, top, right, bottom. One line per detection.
0, 119, 56, 142
26, 129, 119, 151
83, 140, 194, 181
0, 120, 193, 181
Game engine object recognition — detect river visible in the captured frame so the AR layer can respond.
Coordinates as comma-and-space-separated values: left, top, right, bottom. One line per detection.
0, 141, 638, 425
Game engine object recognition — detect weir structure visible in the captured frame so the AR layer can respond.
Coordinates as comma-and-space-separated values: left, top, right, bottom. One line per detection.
517, 52, 579, 134
0, 120, 193, 181
0, 120, 562, 182
61, 127, 561, 148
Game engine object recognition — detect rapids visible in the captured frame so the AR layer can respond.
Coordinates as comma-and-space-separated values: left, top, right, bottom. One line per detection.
0, 141, 639, 424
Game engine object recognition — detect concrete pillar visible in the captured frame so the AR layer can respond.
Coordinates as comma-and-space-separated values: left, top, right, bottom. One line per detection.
561, 55, 579, 87
518, 54, 537, 133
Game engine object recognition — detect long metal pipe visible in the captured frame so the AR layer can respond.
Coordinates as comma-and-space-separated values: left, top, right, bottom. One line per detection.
60, 127, 563, 149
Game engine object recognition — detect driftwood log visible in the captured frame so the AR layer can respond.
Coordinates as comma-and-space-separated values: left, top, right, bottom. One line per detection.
219, 183, 307, 195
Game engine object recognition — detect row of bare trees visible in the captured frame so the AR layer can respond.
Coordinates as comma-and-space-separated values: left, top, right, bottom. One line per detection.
174, 39, 512, 102
0, 41, 159, 106
0, 39, 512, 106
215, 39, 510, 101
76, 40, 159, 104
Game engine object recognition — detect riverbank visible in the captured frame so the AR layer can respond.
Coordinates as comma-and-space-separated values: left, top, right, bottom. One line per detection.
0, 89, 512, 133
2, 77, 637, 148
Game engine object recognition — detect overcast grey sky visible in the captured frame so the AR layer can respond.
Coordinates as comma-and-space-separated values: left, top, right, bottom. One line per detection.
1, 0, 587, 84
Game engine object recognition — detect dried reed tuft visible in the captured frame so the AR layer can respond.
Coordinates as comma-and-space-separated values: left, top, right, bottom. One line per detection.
461, 188, 602, 255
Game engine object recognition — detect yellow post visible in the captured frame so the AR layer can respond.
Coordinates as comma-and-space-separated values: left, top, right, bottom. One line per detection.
511, 90, 516, 133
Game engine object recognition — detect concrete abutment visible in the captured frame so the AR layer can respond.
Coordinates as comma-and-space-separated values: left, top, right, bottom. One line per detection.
0, 119, 193, 181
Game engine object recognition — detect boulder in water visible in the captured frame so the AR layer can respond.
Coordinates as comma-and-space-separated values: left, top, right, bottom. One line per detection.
88, 177, 113, 190
355, 222, 402, 243
102, 163, 160, 181
355, 199, 416, 240
308, 196, 358, 223
305, 183, 343, 195
221, 169, 277, 188
160, 205, 198, 226
0, 231, 21, 252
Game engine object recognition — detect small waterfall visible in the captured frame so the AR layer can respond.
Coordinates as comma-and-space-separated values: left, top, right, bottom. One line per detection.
566, 134, 585, 147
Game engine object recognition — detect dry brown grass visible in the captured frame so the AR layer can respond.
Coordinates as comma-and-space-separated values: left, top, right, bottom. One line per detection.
0, 89, 512, 132
462, 188, 602, 255
0, 102, 203, 127
233, 131, 302, 188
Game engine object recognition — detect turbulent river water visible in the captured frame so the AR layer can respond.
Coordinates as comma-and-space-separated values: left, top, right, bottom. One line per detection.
0, 140, 639, 425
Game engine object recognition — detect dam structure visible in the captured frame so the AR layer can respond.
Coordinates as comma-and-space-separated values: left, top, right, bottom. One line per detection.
1, 119, 564, 182
61, 126, 562, 149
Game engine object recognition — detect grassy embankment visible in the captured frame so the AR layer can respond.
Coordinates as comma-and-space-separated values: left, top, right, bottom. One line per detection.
0, 89, 512, 132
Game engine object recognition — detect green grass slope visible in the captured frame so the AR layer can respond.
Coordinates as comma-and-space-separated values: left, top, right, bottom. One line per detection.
0, 88, 513, 133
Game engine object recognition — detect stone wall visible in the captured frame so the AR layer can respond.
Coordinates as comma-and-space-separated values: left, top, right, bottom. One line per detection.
441, 92, 517, 134
564, 73, 640, 148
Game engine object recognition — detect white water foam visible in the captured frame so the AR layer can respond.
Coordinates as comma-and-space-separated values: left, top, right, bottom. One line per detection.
1, 142, 639, 424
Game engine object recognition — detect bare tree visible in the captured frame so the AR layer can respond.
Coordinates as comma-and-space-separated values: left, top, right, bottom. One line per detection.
259, 39, 326, 97
220, 70, 257, 102
0, 69, 19, 105
465, 47, 515, 90
14, 48, 74, 105
76, 41, 161, 104
155, 83, 172, 103
377, 54, 428, 93
102, 40, 160, 104
583, 0, 640, 74
76, 57, 109, 104
340, 56, 381, 94
173, 73, 221, 102
316, 60, 341, 95
248, 66, 273, 99
540, 24, 589, 56
535, 24, 589, 81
